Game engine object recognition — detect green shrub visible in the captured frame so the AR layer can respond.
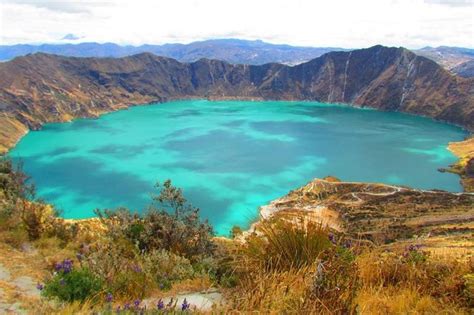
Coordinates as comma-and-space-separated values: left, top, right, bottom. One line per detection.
0, 157, 34, 203
82, 240, 199, 297
42, 263, 102, 302
95, 179, 215, 261
0, 157, 34, 229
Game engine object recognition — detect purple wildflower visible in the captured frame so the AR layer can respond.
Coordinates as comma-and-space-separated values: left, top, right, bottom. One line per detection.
54, 258, 74, 274
181, 298, 190, 311
328, 233, 336, 244
407, 244, 422, 252
76, 253, 83, 261
132, 264, 142, 273
134, 299, 141, 308
36, 283, 44, 291
54, 263, 62, 272
64, 259, 73, 273
123, 303, 130, 310
106, 293, 113, 303
343, 240, 352, 249
115, 306, 121, 313
157, 299, 164, 310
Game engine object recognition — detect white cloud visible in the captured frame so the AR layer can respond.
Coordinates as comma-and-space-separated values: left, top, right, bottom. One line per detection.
424, 0, 473, 7
0, 0, 472, 48
2, 0, 114, 14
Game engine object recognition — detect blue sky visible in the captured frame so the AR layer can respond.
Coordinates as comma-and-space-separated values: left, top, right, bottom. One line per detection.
0, 0, 473, 48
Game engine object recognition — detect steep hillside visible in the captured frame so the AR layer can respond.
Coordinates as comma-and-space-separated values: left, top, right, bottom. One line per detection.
453, 60, 474, 78
0, 45, 473, 153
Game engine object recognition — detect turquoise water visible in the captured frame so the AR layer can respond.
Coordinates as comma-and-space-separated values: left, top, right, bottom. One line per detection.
9, 100, 467, 235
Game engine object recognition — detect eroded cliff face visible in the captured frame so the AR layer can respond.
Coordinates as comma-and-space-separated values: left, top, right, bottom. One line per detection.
253, 177, 474, 243
0, 45, 473, 153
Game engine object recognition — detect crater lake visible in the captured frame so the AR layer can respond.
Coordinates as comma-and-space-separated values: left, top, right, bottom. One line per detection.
9, 100, 467, 235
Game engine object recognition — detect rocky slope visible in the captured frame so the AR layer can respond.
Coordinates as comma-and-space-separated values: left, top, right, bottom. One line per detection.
453, 59, 474, 78
255, 177, 474, 244
0, 45, 473, 153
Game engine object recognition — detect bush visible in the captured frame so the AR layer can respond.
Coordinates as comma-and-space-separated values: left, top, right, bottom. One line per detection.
0, 157, 34, 229
42, 259, 102, 302
0, 157, 33, 203
0, 157, 66, 242
81, 238, 149, 298
95, 179, 215, 261
142, 249, 194, 288
18, 200, 54, 240
82, 239, 198, 298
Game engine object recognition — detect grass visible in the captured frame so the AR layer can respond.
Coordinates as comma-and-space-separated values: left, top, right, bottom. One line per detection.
241, 218, 331, 271
218, 214, 474, 314
355, 287, 448, 314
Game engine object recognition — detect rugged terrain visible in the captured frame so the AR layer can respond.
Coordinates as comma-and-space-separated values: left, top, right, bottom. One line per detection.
453, 60, 474, 78
254, 177, 474, 252
0, 45, 473, 154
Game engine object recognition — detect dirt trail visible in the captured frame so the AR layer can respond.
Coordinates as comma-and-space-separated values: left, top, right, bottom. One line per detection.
0, 262, 39, 314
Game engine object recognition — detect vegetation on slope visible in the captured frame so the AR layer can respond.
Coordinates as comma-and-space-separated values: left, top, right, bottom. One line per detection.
449, 137, 474, 192
0, 157, 473, 313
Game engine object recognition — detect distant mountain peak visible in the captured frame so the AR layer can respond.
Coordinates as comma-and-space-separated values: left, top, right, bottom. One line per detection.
61, 34, 82, 41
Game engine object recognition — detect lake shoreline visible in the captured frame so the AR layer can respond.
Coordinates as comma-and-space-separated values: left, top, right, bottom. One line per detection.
1, 96, 473, 154
4, 98, 471, 194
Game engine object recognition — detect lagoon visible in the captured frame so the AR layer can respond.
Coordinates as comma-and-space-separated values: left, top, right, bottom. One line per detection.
9, 100, 467, 235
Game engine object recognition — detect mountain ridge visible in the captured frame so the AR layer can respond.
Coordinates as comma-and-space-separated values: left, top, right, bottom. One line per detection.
0, 39, 347, 65
415, 46, 474, 75
0, 45, 472, 154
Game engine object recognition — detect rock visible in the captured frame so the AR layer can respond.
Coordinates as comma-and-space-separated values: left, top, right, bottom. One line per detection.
12, 276, 40, 297
0, 286, 27, 314
142, 289, 223, 311
0, 263, 11, 281
20, 243, 37, 254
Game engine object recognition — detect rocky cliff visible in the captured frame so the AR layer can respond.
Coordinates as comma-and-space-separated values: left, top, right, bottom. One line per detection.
254, 177, 474, 243
0, 45, 473, 153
